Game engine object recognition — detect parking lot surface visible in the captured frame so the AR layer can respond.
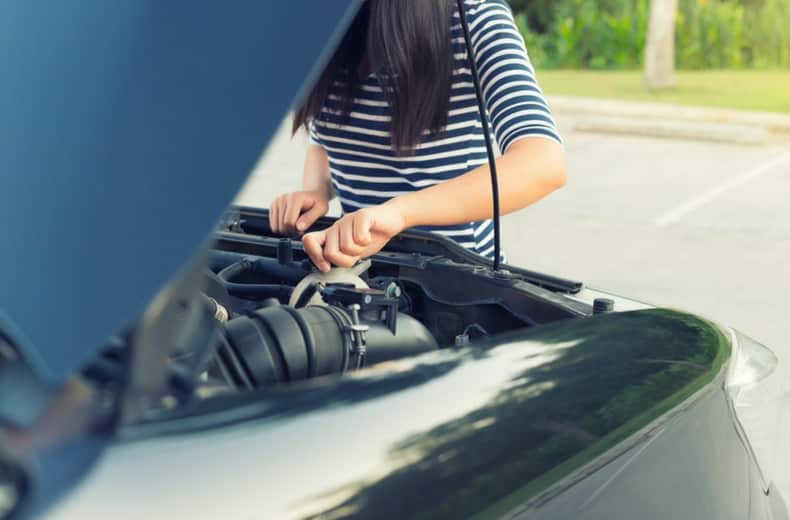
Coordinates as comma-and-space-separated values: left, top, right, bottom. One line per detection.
237, 115, 790, 497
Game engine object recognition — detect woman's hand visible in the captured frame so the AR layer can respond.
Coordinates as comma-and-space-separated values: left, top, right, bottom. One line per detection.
269, 190, 330, 235
302, 204, 406, 272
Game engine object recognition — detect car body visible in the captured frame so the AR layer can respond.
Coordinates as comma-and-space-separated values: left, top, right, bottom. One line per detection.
0, 1, 786, 519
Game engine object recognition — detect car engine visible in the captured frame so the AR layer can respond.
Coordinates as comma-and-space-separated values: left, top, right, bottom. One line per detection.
206, 251, 438, 389
189, 207, 588, 393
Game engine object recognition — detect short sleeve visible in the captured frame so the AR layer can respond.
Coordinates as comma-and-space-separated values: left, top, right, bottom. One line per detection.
467, 0, 562, 152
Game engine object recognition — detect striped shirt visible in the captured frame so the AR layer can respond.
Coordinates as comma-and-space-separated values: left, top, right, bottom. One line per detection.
309, 0, 561, 259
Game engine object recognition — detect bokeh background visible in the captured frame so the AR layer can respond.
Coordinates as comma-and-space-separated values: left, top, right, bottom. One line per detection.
511, 0, 790, 111
238, 0, 790, 502
514, 0, 789, 68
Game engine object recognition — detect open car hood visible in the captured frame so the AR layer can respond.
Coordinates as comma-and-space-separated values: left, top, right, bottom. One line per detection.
0, 0, 363, 387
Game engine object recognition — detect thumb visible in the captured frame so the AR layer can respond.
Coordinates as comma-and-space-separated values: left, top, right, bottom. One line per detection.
296, 198, 323, 232
302, 230, 330, 272
352, 209, 374, 246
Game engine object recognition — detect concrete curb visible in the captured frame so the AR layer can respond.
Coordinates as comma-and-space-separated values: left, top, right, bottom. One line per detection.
573, 116, 770, 145
548, 95, 790, 132
548, 95, 790, 144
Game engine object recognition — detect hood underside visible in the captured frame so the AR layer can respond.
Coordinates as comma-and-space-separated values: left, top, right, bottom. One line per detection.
0, 0, 363, 385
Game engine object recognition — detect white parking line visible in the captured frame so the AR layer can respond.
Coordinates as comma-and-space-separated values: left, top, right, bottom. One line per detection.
654, 150, 790, 227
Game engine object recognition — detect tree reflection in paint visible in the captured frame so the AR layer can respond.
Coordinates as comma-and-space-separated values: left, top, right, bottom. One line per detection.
310, 309, 727, 519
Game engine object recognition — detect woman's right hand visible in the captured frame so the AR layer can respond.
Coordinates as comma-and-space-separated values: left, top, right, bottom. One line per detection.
269, 190, 330, 235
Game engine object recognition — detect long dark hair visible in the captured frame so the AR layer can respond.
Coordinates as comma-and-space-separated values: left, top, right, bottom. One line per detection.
293, 0, 455, 154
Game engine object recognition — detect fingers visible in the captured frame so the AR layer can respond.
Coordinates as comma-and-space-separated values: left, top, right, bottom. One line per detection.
297, 201, 325, 232
270, 192, 329, 236
302, 209, 382, 271
323, 225, 359, 268
352, 209, 373, 246
269, 196, 283, 234
340, 217, 366, 257
283, 193, 311, 233
302, 231, 330, 272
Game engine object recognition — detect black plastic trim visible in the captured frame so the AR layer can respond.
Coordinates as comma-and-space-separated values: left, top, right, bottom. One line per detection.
218, 206, 584, 294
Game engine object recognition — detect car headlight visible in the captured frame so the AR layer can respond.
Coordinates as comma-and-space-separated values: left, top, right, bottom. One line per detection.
725, 328, 783, 493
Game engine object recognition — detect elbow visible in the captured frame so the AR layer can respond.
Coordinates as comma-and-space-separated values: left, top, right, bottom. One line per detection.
542, 150, 567, 193
508, 137, 567, 195
548, 161, 567, 191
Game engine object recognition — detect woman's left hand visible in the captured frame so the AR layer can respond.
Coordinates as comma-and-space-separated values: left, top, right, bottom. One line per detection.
302, 204, 406, 272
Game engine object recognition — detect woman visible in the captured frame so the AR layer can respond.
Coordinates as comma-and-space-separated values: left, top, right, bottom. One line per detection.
270, 0, 566, 272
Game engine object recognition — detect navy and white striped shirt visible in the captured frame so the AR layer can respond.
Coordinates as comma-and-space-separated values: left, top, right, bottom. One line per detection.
309, 0, 561, 259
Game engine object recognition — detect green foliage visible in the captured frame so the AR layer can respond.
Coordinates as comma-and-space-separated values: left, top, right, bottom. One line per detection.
509, 0, 790, 69
677, 0, 746, 68
516, 0, 648, 69
743, 0, 790, 67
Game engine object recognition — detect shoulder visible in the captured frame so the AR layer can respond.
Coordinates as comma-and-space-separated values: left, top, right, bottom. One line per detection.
462, 0, 513, 19
460, 0, 518, 36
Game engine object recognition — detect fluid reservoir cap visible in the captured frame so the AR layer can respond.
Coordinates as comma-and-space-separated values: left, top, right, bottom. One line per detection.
288, 260, 372, 307
593, 298, 615, 314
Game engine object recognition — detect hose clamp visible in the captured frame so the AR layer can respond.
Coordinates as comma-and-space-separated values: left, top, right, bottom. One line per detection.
346, 304, 369, 369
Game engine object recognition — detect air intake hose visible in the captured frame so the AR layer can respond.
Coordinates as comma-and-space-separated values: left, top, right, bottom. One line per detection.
215, 303, 437, 388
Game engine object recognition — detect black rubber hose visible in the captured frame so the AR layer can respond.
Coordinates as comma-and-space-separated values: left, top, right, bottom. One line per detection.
222, 282, 292, 299
217, 258, 253, 282
217, 258, 294, 299
209, 250, 252, 271
293, 282, 320, 308
217, 305, 437, 388
210, 250, 308, 285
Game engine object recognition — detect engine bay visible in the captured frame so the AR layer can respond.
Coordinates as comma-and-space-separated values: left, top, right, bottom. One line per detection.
0, 206, 592, 433
206, 251, 441, 388
190, 207, 590, 393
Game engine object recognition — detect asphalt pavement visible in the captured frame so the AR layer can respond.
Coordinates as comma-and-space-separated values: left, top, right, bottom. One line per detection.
236, 114, 790, 499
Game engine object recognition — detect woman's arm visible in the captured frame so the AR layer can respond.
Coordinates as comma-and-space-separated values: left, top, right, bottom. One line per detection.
388, 137, 565, 229
301, 2, 566, 270
269, 144, 333, 234
301, 143, 332, 197
301, 137, 565, 271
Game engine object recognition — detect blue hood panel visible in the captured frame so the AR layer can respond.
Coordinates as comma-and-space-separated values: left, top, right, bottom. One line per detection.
0, 0, 361, 384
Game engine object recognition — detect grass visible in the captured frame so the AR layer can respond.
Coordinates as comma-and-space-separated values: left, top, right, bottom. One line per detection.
537, 69, 790, 113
